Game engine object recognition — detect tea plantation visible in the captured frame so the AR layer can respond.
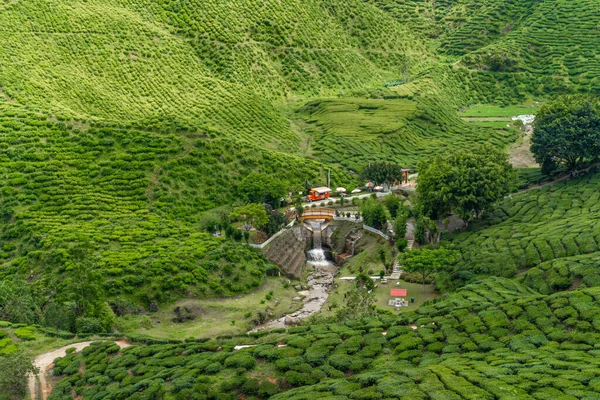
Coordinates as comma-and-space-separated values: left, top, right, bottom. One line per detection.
47, 278, 600, 399
446, 171, 600, 284
2, 0, 600, 397
0, 100, 350, 303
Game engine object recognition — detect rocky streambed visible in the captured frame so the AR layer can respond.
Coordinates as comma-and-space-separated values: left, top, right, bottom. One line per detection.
251, 261, 337, 331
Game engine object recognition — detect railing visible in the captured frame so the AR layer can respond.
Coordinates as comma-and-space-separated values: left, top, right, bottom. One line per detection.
333, 216, 362, 223
248, 220, 295, 249
363, 224, 390, 241
300, 208, 336, 220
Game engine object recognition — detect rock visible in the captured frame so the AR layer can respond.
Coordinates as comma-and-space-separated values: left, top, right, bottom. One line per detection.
293, 297, 302, 302
149, 302, 158, 312
294, 285, 302, 291
285, 316, 300, 325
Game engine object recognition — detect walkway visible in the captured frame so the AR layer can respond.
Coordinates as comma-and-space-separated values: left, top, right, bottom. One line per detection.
29, 340, 131, 400
301, 208, 335, 222
513, 162, 600, 196
301, 191, 391, 207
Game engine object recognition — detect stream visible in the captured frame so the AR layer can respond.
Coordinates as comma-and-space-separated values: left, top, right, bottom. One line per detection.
252, 223, 337, 331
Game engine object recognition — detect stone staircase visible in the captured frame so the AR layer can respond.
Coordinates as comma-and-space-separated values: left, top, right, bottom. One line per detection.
388, 261, 404, 280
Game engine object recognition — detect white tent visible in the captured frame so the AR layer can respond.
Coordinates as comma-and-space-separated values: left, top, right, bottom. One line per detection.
336, 187, 346, 193
351, 188, 362, 194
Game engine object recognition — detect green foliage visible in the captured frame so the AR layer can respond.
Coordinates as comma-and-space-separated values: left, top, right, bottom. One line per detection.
360, 199, 388, 231
447, 172, 600, 287
362, 162, 403, 188
45, 282, 600, 399
417, 145, 515, 221
531, 95, 600, 172
229, 204, 269, 232
238, 174, 287, 209
0, 351, 37, 398
13, 326, 36, 341
402, 248, 459, 286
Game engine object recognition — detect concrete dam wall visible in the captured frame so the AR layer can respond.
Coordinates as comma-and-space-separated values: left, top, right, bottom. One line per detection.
263, 226, 307, 279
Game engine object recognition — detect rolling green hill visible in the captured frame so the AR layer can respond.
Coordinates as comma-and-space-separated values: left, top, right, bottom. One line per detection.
445, 171, 600, 290
0, 0, 600, 326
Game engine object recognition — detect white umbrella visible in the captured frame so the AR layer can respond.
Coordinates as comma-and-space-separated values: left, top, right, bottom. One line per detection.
351, 188, 362, 194
336, 187, 346, 193
365, 182, 374, 188
374, 186, 384, 191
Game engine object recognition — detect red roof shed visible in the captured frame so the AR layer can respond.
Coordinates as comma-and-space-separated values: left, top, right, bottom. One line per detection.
390, 289, 407, 297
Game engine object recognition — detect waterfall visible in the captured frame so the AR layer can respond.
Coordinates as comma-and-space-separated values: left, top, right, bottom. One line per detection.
307, 222, 330, 266
311, 222, 322, 250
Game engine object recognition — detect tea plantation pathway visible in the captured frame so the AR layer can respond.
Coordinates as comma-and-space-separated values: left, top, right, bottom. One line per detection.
29, 340, 131, 400
514, 162, 600, 196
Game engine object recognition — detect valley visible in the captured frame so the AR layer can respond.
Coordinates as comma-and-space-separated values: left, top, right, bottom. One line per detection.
1, 0, 600, 399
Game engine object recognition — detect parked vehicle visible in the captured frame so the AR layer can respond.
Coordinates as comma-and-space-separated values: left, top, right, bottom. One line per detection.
307, 187, 331, 202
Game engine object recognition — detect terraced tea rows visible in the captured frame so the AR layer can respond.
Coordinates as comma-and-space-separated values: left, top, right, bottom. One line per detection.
447, 172, 600, 281
117, 0, 427, 98
0, 101, 349, 302
48, 280, 600, 399
298, 96, 517, 170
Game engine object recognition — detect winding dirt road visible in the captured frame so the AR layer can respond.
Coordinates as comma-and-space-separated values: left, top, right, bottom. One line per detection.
29, 340, 131, 400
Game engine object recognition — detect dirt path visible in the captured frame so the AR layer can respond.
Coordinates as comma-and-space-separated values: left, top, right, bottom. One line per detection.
29, 340, 131, 400
508, 135, 538, 168
513, 162, 600, 195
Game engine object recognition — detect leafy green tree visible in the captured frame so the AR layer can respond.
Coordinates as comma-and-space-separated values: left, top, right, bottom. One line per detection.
360, 199, 388, 230
238, 173, 287, 208
417, 145, 514, 222
392, 209, 409, 240
362, 162, 403, 189
335, 276, 376, 321
402, 248, 459, 287
378, 248, 387, 271
263, 211, 288, 237
0, 280, 40, 325
229, 204, 269, 232
0, 351, 38, 399
54, 245, 116, 333
384, 196, 402, 218
531, 96, 600, 173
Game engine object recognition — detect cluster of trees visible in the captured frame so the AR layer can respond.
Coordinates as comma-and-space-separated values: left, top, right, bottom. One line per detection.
362, 162, 404, 189
531, 96, 600, 174
417, 145, 515, 223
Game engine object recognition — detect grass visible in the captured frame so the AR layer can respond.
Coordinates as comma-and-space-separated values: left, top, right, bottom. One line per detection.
324, 279, 437, 316
459, 104, 540, 118
116, 278, 303, 340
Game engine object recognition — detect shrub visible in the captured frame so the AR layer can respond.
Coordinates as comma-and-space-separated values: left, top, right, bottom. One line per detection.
224, 354, 256, 370
258, 381, 279, 397
13, 326, 36, 341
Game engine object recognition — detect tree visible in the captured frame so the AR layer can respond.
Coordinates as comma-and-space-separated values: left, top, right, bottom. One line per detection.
360, 199, 388, 230
335, 278, 376, 321
238, 173, 287, 208
392, 209, 409, 240
402, 248, 459, 287
531, 96, 600, 173
0, 351, 38, 399
263, 211, 288, 237
378, 248, 387, 271
362, 162, 403, 189
229, 204, 269, 232
384, 196, 402, 218
417, 145, 515, 222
